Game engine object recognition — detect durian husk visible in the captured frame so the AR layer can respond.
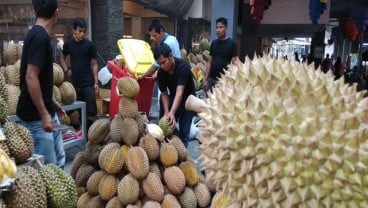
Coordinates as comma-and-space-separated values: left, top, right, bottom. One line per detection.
198, 55, 368, 207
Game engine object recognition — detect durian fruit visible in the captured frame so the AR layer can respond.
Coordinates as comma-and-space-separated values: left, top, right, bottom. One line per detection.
20, 165, 48, 208
98, 174, 119, 201
139, 134, 160, 161
3, 121, 34, 164
59, 81, 76, 105
142, 172, 165, 202
119, 97, 139, 118
70, 151, 85, 179
109, 114, 124, 143
3, 165, 38, 208
159, 116, 175, 137
53, 85, 62, 104
135, 112, 148, 137
3, 43, 21, 65
86, 170, 106, 196
75, 164, 96, 187
39, 164, 78, 208
168, 135, 188, 162
178, 187, 197, 208
179, 161, 200, 187
106, 196, 123, 208
117, 173, 140, 205
194, 183, 212, 208
83, 142, 103, 165
0, 97, 8, 124
161, 194, 181, 208
126, 146, 149, 180
87, 195, 105, 208
53, 63, 64, 86
0, 72, 8, 101
143, 201, 161, 208
7, 60, 20, 86
198, 55, 368, 207
163, 166, 186, 195
199, 38, 210, 52
181, 48, 188, 61
77, 192, 93, 208
117, 77, 140, 98
160, 143, 178, 167
5, 84, 20, 115
87, 118, 110, 144
98, 143, 124, 174
121, 117, 139, 145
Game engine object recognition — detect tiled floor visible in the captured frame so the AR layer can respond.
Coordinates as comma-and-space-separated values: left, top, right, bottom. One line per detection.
64, 84, 202, 173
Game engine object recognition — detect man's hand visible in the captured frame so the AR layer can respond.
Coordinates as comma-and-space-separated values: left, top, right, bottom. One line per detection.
94, 83, 100, 94
167, 112, 176, 129
41, 113, 55, 132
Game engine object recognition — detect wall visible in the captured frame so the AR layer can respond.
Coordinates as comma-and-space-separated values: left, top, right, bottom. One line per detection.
262, 0, 330, 24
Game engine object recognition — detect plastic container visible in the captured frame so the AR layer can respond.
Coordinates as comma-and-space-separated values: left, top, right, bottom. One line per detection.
117, 39, 155, 78
108, 60, 155, 118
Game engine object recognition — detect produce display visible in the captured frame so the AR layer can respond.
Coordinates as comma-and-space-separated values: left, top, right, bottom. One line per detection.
198, 56, 368, 207
70, 76, 228, 207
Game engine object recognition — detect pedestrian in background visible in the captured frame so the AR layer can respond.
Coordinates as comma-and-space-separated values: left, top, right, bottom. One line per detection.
17, 0, 66, 168
60, 18, 99, 124
204, 17, 238, 94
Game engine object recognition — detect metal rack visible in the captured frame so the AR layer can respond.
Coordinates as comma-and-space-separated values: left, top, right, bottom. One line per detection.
7, 101, 86, 150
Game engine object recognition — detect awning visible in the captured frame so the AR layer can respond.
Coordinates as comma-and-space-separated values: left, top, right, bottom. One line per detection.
133, 0, 194, 18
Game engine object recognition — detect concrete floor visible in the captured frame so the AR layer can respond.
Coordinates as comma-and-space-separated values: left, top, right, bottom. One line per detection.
64, 83, 202, 173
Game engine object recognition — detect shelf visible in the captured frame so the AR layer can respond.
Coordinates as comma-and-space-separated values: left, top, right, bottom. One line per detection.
6, 101, 87, 150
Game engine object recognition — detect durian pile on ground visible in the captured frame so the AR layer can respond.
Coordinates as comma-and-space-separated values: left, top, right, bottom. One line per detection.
198, 55, 368, 207
0, 163, 77, 208
71, 76, 228, 207
181, 38, 210, 91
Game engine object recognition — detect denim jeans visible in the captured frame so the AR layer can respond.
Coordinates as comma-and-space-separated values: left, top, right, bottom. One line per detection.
18, 115, 66, 168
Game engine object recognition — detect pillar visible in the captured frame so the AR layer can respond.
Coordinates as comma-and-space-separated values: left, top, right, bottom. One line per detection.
90, 0, 123, 65
131, 17, 142, 39
210, 0, 238, 41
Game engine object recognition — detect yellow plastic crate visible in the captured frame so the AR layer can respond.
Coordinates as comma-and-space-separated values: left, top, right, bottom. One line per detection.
117, 39, 155, 78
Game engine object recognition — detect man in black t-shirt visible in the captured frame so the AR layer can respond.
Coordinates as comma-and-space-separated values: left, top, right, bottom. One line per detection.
154, 43, 195, 147
60, 18, 99, 122
204, 17, 238, 94
16, 0, 66, 168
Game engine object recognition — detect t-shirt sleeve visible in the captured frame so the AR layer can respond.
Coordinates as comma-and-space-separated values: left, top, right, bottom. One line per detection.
177, 62, 191, 86
62, 41, 69, 56
157, 70, 167, 92
27, 35, 48, 70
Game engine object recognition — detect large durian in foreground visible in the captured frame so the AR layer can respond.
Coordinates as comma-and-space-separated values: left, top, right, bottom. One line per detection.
198, 56, 368, 207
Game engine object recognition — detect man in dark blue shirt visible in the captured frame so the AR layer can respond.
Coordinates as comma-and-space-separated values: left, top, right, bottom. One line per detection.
155, 43, 195, 147
60, 18, 99, 120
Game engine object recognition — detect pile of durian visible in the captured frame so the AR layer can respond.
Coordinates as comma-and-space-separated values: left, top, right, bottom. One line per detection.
0, 43, 77, 117
198, 55, 368, 207
181, 38, 210, 91
72, 76, 230, 207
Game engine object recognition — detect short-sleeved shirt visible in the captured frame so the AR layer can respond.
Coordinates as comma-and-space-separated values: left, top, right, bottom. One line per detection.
157, 58, 195, 103
17, 25, 55, 121
154, 33, 181, 67
62, 39, 96, 88
209, 38, 237, 79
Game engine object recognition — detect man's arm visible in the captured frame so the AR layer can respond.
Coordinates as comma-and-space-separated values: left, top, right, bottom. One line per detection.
161, 91, 170, 116
26, 64, 54, 132
60, 53, 69, 73
169, 85, 184, 116
91, 58, 99, 93
203, 56, 212, 89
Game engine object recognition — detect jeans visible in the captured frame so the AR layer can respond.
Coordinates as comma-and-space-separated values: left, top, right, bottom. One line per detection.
18, 115, 66, 168
160, 96, 194, 147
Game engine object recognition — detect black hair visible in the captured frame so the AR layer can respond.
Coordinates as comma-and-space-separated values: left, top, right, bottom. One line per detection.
148, 19, 165, 33
73, 18, 87, 29
154, 43, 172, 60
32, 0, 58, 18
216, 17, 228, 27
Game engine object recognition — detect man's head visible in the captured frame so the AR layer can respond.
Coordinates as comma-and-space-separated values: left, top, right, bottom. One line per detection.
154, 43, 174, 73
148, 19, 166, 44
32, 0, 58, 19
216, 17, 228, 40
72, 18, 87, 42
